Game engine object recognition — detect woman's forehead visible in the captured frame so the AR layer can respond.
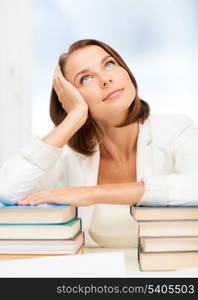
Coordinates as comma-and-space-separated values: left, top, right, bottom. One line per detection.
64, 45, 109, 80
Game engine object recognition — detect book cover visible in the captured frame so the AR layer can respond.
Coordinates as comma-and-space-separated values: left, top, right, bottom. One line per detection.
139, 236, 198, 252
0, 245, 85, 260
0, 203, 77, 224
138, 248, 198, 271
131, 205, 198, 221
0, 231, 84, 254
0, 218, 82, 239
138, 220, 198, 237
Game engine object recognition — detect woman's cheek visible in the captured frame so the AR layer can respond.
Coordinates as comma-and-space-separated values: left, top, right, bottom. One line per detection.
121, 70, 136, 94
81, 86, 98, 104
120, 69, 130, 81
81, 90, 100, 115
78, 88, 90, 103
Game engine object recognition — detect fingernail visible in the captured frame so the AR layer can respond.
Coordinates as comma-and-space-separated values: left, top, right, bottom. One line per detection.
17, 200, 23, 205
21, 201, 28, 205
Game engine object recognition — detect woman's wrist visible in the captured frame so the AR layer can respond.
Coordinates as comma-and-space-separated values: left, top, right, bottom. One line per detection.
41, 108, 87, 148
67, 108, 88, 128
93, 182, 145, 206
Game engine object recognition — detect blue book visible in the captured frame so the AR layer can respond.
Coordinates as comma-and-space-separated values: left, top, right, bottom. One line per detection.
0, 218, 82, 240
0, 197, 16, 206
0, 198, 77, 224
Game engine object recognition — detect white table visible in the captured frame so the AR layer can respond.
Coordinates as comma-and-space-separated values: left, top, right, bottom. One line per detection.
0, 247, 197, 277
85, 247, 198, 278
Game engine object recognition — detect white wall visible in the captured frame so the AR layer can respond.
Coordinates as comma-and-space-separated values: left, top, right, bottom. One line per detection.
32, 0, 198, 136
0, 0, 32, 166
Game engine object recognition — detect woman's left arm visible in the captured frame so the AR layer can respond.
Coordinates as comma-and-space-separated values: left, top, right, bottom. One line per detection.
17, 181, 144, 206
138, 115, 198, 207
17, 115, 198, 207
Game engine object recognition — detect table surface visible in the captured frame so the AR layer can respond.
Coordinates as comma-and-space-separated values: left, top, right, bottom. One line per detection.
0, 247, 198, 278
84, 247, 198, 278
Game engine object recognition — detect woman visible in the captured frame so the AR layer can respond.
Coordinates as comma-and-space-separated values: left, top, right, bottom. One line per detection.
1, 39, 198, 248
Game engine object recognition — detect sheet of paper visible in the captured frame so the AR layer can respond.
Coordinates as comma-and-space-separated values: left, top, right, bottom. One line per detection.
0, 251, 126, 278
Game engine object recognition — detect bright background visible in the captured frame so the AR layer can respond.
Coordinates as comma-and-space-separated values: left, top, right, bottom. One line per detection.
33, 0, 198, 137
0, 0, 197, 164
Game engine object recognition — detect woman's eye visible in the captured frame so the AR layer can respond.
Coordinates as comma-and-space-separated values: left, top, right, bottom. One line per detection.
105, 60, 116, 69
80, 75, 92, 84
79, 60, 116, 84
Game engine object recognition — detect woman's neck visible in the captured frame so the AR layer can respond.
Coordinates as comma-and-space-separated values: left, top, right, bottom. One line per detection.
98, 122, 139, 163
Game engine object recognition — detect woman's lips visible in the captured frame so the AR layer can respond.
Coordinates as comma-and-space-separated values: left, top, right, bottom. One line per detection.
103, 88, 124, 101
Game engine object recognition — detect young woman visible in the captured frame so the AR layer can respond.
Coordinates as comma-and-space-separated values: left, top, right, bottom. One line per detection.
1, 39, 198, 248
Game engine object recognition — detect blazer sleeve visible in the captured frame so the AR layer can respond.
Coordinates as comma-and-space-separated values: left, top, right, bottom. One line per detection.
138, 115, 198, 206
0, 136, 64, 204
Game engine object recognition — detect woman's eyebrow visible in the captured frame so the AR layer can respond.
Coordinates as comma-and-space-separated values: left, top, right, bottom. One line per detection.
74, 55, 112, 82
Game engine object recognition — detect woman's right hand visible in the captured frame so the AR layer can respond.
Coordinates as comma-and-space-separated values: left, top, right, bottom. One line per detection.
53, 65, 88, 123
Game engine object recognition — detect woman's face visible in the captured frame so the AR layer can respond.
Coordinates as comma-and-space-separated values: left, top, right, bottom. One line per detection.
64, 45, 136, 122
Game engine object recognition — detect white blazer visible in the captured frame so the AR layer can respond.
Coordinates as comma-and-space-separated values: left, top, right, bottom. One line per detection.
1, 113, 198, 247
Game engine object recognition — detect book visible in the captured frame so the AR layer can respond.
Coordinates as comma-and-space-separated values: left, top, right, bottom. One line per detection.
0, 198, 16, 206
132, 205, 198, 271
139, 236, 198, 252
0, 218, 81, 239
0, 231, 84, 254
0, 204, 76, 224
138, 220, 198, 237
0, 245, 85, 260
131, 205, 198, 221
138, 249, 198, 271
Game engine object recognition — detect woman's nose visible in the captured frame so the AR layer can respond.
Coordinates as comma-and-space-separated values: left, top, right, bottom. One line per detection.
102, 78, 113, 87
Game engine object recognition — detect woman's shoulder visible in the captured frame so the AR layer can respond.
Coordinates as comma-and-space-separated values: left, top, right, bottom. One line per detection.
149, 113, 195, 132
146, 113, 196, 143
149, 113, 194, 126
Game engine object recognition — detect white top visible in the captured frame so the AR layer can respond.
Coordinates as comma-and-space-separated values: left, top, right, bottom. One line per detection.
1, 113, 198, 247
89, 204, 138, 248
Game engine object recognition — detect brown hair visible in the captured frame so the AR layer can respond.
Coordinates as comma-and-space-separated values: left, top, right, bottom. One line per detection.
50, 39, 150, 156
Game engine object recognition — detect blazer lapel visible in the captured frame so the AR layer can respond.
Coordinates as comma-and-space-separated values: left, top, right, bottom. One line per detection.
81, 144, 100, 187
136, 117, 153, 181
79, 147, 100, 238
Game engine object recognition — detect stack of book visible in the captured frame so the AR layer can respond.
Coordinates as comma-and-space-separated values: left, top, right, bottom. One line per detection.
0, 203, 84, 258
130, 205, 198, 271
